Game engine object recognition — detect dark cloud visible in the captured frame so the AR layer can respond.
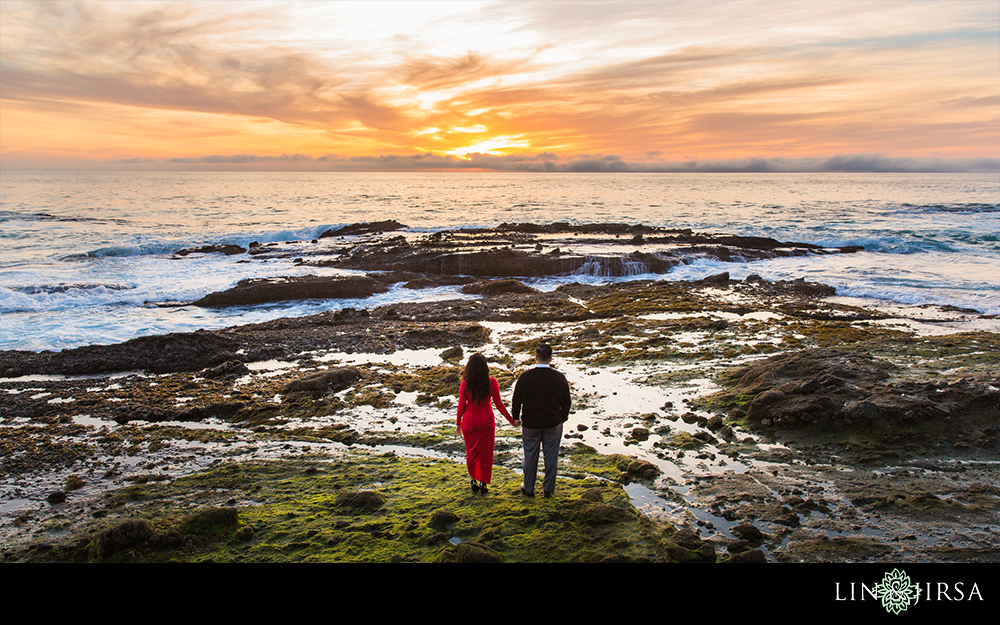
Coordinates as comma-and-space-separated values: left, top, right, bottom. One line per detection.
167, 153, 314, 164
118, 151, 999, 173
817, 154, 1000, 173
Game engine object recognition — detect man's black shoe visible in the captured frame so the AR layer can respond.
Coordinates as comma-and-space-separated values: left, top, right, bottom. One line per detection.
519, 486, 534, 497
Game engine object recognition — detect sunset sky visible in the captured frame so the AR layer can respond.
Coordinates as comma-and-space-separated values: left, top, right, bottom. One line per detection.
1, 0, 998, 171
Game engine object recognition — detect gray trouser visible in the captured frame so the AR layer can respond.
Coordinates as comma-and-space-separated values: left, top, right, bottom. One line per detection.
522, 424, 563, 495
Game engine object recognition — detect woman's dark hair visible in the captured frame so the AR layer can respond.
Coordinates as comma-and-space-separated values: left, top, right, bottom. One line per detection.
461, 352, 491, 403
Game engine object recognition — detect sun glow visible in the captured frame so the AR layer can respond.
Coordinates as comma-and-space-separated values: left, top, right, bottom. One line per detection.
446, 135, 530, 157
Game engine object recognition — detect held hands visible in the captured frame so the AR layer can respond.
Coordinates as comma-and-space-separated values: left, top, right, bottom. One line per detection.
513, 419, 522, 427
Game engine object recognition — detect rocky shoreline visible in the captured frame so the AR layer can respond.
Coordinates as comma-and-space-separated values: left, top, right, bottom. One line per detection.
1, 223, 998, 563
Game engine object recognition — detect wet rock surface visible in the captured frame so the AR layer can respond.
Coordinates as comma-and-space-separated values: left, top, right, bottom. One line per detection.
1, 223, 997, 563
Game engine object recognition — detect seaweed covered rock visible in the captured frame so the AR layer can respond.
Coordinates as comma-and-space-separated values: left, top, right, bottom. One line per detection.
284, 367, 361, 396
440, 541, 504, 563
429, 509, 460, 528
624, 459, 660, 480
663, 528, 717, 563
97, 519, 155, 557
723, 348, 893, 394
337, 490, 386, 513
711, 348, 1000, 439
204, 359, 250, 379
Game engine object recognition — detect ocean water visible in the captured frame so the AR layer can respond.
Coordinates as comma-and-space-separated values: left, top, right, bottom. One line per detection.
1, 171, 998, 352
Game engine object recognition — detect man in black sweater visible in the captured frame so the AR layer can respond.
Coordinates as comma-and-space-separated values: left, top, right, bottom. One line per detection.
512, 343, 571, 497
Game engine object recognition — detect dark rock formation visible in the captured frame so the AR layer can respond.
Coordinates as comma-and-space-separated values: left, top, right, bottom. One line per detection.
192, 275, 387, 307
204, 360, 250, 379
0, 330, 240, 376
729, 549, 768, 563
731, 523, 765, 542
461, 279, 539, 295
175, 244, 247, 256
319, 220, 407, 238
697, 271, 731, 285
339, 241, 589, 277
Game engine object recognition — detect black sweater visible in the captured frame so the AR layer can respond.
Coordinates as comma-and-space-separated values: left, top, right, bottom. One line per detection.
511, 366, 571, 429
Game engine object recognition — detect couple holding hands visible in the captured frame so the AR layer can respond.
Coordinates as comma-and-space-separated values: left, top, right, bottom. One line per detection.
455, 343, 571, 498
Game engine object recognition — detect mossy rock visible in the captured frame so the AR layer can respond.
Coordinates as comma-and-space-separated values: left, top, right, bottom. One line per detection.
15, 453, 693, 563
178, 507, 240, 536
429, 509, 460, 528
96, 519, 155, 558
437, 540, 504, 563
336, 490, 386, 513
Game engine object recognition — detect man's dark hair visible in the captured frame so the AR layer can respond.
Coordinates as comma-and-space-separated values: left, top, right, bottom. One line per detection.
535, 343, 553, 362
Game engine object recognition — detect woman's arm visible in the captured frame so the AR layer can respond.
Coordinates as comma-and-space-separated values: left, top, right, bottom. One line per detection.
490, 377, 515, 425
456, 380, 467, 431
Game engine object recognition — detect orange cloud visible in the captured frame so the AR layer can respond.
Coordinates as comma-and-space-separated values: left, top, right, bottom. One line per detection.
1, 0, 997, 170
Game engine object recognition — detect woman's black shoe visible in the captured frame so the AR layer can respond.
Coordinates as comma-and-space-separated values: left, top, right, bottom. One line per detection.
471, 479, 481, 494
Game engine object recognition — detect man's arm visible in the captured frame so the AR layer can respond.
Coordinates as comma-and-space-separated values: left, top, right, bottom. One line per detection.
559, 374, 571, 420
511, 374, 523, 421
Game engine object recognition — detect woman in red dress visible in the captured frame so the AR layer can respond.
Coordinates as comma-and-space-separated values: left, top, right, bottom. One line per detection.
456, 353, 516, 495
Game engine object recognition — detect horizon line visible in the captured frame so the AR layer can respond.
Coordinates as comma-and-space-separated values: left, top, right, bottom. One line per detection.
2, 152, 998, 174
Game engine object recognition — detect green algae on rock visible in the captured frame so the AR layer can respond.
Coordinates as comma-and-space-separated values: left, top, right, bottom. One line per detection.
6, 453, 714, 563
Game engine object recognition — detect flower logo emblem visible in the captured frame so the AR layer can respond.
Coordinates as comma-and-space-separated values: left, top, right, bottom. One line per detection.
875, 569, 918, 614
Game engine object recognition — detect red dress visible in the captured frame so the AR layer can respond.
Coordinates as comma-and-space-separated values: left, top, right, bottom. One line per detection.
457, 377, 514, 484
